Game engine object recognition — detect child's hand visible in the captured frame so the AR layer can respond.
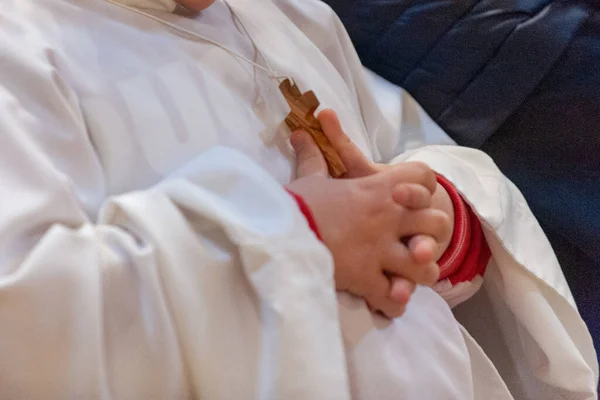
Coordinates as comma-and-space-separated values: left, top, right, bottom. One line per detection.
287, 131, 450, 318
318, 110, 450, 254
317, 109, 455, 309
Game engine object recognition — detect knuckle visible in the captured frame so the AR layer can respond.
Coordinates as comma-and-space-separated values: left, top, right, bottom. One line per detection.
414, 161, 433, 175
348, 182, 372, 208
368, 192, 395, 218
366, 295, 385, 314
402, 187, 414, 206
361, 282, 377, 299
392, 307, 408, 318
360, 276, 383, 300
401, 162, 436, 193
423, 263, 441, 286
382, 303, 407, 319
437, 211, 453, 236
401, 257, 433, 285
388, 244, 409, 267
302, 150, 321, 163
393, 184, 409, 201
425, 173, 438, 192
415, 185, 433, 206
431, 209, 452, 230
356, 177, 377, 195
406, 280, 418, 294
409, 161, 429, 172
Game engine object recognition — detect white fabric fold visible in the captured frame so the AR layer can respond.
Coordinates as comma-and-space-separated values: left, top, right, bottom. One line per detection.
109, 0, 177, 12
0, 0, 596, 398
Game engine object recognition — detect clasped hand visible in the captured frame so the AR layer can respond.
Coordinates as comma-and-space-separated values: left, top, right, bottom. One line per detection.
286, 110, 453, 318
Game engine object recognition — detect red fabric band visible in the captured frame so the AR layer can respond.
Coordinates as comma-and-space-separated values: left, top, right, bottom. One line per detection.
436, 174, 491, 284
448, 206, 491, 284
285, 188, 323, 241
437, 174, 471, 280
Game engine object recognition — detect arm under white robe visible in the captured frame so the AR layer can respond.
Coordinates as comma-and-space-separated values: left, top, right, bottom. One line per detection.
0, 29, 352, 398
272, 0, 598, 398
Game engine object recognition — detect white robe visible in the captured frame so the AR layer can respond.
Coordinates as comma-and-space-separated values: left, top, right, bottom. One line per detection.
0, 0, 596, 398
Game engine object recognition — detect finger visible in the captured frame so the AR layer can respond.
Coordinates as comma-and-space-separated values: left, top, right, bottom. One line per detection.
397, 208, 452, 243
354, 270, 390, 299
389, 276, 417, 304
383, 162, 437, 194
363, 274, 408, 319
318, 109, 373, 177
376, 301, 408, 319
383, 242, 440, 286
290, 130, 328, 178
407, 235, 437, 265
392, 183, 432, 209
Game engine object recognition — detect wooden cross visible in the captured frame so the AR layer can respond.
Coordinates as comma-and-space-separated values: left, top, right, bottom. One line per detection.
279, 78, 347, 178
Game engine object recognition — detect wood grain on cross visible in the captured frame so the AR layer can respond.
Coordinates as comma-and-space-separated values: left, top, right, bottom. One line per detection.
279, 79, 347, 178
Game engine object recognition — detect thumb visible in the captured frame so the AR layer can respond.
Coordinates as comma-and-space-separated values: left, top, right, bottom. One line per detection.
318, 109, 373, 177
291, 130, 328, 178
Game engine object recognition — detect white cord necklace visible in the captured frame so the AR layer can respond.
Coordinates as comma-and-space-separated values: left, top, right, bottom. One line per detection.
103, 0, 290, 82
102, 0, 347, 176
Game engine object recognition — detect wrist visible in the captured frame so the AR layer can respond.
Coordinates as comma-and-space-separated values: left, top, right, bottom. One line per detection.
285, 188, 323, 241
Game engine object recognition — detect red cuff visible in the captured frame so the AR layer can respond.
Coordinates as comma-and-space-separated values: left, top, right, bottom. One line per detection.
436, 175, 491, 284
286, 189, 323, 241
448, 207, 491, 284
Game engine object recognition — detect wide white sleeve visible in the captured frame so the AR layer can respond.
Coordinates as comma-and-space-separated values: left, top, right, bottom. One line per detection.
0, 29, 350, 400
392, 146, 598, 398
